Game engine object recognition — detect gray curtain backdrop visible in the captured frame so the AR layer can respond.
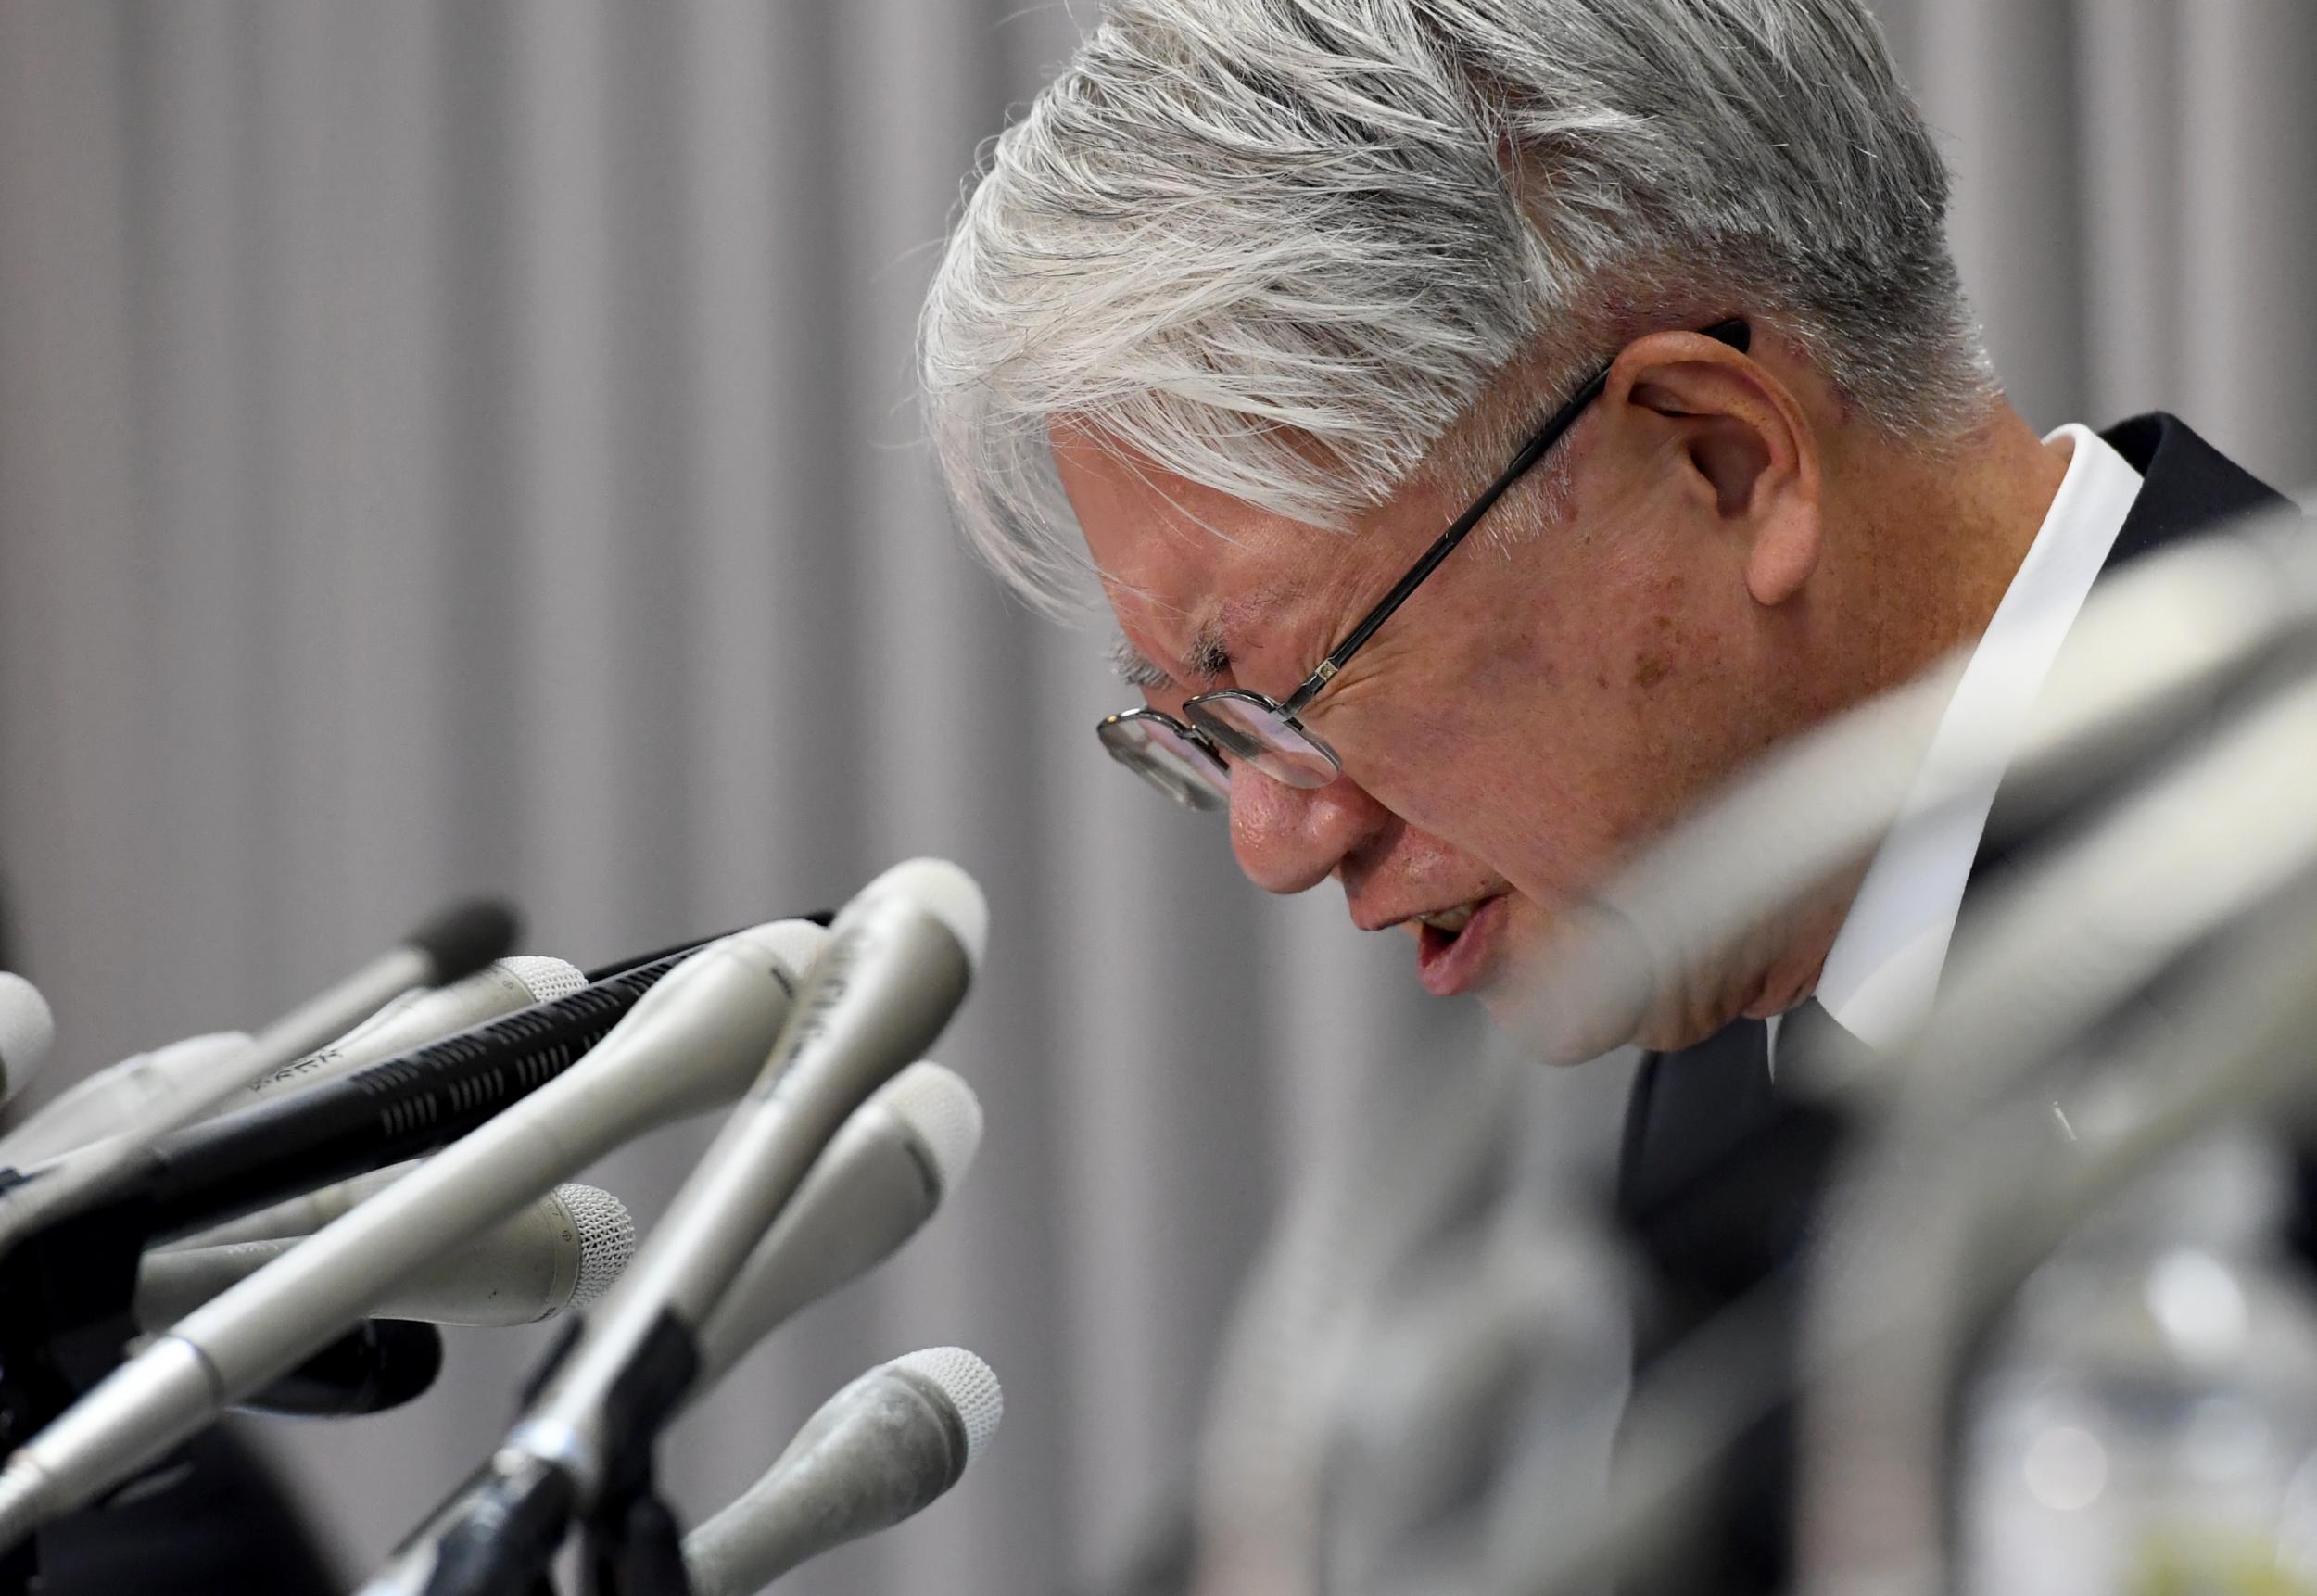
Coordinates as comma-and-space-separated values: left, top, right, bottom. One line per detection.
0, 3, 2309, 1592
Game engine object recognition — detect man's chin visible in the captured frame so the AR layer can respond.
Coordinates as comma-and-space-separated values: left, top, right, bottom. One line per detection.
1478, 904, 1656, 1064
1483, 993, 1627, 1064
1470, 897, 1779, 1063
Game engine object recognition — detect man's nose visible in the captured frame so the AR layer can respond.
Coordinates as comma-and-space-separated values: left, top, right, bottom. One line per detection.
1226, 762, 1391, 894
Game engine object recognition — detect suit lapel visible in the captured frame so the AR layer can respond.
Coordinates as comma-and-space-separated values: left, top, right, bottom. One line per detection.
2100, 413, 2292, 569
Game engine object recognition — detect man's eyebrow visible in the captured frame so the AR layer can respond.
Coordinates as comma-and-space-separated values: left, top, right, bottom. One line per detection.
1109, 636, 1174, 690
1110, 624, 1234, 690
1183, 621, 1232, 682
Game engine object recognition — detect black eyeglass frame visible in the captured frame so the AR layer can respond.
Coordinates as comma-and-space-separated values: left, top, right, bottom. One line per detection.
1098, 318, 1752, 806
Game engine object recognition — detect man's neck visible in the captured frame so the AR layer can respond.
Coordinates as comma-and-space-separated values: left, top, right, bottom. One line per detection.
1751, 402, 2071, 1020
1855, 403, 2069, 693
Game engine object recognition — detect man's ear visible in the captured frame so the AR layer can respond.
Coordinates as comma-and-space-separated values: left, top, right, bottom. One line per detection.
1612, 328, 1823, 607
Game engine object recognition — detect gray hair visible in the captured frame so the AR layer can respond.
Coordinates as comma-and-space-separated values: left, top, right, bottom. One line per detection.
920, 0, 1995, 614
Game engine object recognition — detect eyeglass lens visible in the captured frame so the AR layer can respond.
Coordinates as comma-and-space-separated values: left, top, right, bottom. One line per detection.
1183, 694, 1338, 790
1096, 714, 1231, 810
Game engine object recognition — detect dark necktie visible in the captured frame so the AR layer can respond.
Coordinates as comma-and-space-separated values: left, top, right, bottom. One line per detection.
1611, 1001, 1855, 1596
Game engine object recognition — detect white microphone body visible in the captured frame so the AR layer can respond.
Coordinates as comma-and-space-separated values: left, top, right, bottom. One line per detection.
509, 861, 984, 1503
364, 1347, 1002, 1596
682, 1348, 1003, 1596
0, 958, 577, 1172
691, 1061, 981, 1394
241, 956, 584, 1106
0, 972, 56, 1110
136, 1183, 634, 1329
0, 1032, 245, 1173
165, 1159, 422, 1249
0, 918, 828, 1547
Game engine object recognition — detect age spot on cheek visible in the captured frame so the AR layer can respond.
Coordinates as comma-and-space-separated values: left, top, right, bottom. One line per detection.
1631, 652, 1671, 690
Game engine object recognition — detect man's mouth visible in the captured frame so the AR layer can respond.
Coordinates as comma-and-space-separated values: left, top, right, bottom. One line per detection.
1416, 902, 1482, 935
1411, 894, 1510, 997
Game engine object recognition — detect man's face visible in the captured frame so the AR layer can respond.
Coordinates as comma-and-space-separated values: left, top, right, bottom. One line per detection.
1057, 361, 1842, 1057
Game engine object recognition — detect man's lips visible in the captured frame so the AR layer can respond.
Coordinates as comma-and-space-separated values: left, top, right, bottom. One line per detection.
1412, 893, 1511, 997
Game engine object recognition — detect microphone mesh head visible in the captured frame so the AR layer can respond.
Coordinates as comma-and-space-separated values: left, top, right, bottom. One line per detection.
882, 1062, 983, 1193
0, 973, 55, 1099
555, 1183, 637, 1311
893, 1347, 1002, 1462
501, 955, 585, 1006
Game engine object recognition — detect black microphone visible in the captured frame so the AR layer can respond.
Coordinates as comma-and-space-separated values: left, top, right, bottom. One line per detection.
104, 945, 701, 1247
0, 898, 521, 1254
579, 913, 831, 984
235, 1319, 443, 1418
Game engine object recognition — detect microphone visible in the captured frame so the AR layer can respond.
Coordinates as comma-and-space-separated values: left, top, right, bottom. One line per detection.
237, 1318, 445, 1419
360, 1346, 1003, 1596
136, 1184, 634, 1329
680, 1348, 1003, 1596
242, 956, 586, 1104
61, 941, 715, 1249
1, 956, 581, 1175
0, 1033, 247, 1173
44, 1331, 444, 1443
573, 913, 837, 983
351, 1063, 981, 1596
0, 973, 54, 1110
506, 861, 985, 1522
0, 918, 829, 1551
0, 897, 519, 1248
166, 1160, 420, 1249
693, 1061, 981, 1393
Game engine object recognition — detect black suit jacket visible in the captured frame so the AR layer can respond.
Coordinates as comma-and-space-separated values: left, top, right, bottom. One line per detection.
1612, 413, 2298, 1596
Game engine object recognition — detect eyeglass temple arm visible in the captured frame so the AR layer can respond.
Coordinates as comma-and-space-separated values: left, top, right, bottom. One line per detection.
1276, 318, 1750, 718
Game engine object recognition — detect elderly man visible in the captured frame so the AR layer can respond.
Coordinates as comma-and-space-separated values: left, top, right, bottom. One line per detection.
921, 0, 2292, 1590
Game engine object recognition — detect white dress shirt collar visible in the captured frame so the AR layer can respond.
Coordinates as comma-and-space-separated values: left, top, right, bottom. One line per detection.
1805, 423, 2146, 1053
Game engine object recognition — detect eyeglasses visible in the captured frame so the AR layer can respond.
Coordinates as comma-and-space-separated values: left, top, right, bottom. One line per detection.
1096, 319, 1753, 810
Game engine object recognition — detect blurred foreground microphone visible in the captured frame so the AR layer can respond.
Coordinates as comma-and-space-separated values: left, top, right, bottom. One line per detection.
0, 973, 55, 1110
681, 1348, 1003, 1596
239, 1319, 445, 1419
137, 1184, 634, 1329
694, 1061, 982, 1392
503, 862, 986, 1521
0, 919, 829, 1552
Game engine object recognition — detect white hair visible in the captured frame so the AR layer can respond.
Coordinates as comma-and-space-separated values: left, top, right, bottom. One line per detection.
920, 0, 1996, 614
